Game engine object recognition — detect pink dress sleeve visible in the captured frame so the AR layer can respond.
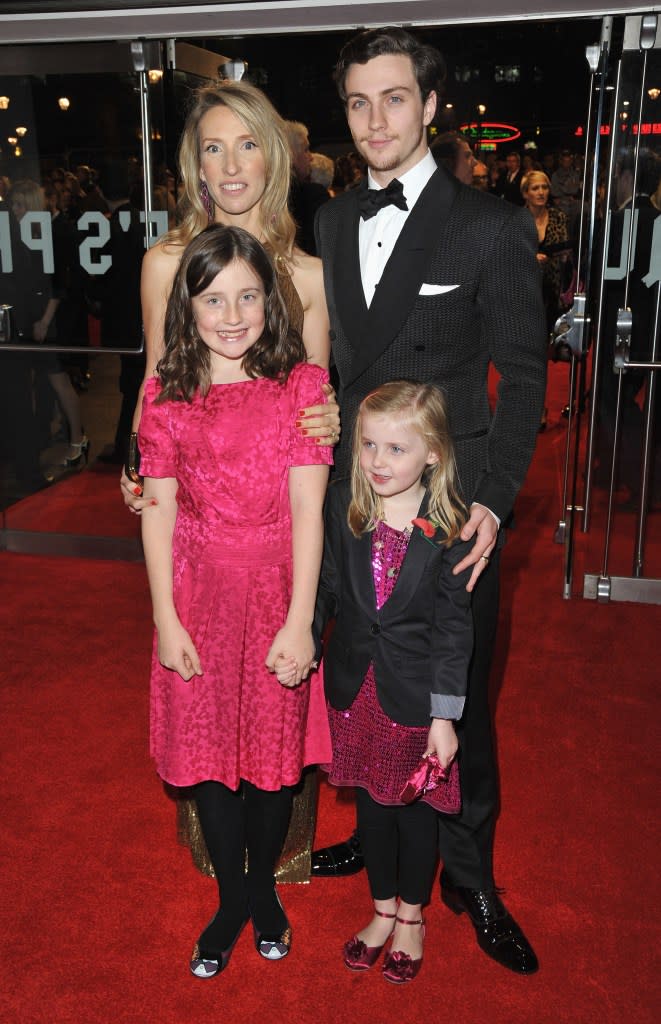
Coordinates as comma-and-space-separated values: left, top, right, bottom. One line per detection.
288, 363, 334, 468
138, 377, 178, 478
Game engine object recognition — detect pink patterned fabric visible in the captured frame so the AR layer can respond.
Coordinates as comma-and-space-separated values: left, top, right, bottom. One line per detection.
139, 363, 333, 790
324, 520, 459, 812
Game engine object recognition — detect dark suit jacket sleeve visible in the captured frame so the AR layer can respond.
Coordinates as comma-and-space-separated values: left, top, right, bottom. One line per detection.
430, 539, 474, 719
473, 206, 547, 520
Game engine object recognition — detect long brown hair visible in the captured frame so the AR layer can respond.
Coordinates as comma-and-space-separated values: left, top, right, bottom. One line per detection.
348, 380, 466, 543
156, 225, 306, 402
166, 80, 296, 261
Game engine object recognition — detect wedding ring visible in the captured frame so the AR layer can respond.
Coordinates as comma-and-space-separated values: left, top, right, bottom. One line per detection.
481, 554, 490, 563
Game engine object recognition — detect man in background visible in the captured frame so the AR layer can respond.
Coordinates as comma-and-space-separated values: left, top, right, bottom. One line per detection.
285, 120, 331, 255
472, 160, 490, 191
431, 129, 477, 185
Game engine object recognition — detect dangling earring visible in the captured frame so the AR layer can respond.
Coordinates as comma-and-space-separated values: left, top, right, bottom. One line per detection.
200, 180, 213, 223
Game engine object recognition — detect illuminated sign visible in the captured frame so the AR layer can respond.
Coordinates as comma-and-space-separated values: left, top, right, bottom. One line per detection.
575, 122, 661, 136
460, 122, 521, 143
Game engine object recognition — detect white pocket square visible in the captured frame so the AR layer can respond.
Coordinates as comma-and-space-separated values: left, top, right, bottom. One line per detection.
418, 283, 460, 295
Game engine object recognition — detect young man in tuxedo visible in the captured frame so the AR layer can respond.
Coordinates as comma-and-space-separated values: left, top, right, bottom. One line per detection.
311, 26, 547, 975
498, 150, 526, 206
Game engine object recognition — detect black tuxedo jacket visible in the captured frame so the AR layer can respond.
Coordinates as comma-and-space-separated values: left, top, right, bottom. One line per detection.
315, 166, 547, 523
314, 481, 474, 728
500, 169, 526, 206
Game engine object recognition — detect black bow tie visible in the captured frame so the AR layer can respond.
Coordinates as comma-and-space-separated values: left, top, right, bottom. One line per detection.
358, 178, 408, 220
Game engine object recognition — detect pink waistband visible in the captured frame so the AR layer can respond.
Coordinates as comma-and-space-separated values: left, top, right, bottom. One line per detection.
175, 517, 291, 566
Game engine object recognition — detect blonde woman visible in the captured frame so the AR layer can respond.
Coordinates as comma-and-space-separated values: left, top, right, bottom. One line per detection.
121, 79, 337, 510
521, 170, 571, 333
123, 81, 338, 884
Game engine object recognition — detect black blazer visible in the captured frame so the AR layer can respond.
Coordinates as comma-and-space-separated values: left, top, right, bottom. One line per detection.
314, 481, 474, 728
315, 166, 547, 523
499, 169, 526, 206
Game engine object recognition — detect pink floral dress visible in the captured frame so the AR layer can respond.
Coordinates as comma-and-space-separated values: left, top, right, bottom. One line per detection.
139, 362, 333, 791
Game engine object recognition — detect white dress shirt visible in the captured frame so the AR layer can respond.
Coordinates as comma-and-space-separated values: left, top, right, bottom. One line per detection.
359, 150, 437, 307
357, 149, 500, 531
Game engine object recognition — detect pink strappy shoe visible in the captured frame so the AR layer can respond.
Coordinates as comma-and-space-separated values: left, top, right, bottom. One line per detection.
343, 908, 397, 971
382, 914, 425, 984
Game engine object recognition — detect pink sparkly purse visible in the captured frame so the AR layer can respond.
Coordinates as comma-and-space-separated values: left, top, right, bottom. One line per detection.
399, 754, 461, 814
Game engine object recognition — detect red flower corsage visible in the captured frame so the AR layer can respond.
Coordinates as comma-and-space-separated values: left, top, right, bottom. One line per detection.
411, 516, 439, 546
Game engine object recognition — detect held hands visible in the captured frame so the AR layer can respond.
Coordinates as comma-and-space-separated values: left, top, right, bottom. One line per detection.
266, 625, 317, 688
424, 718, 459, 771
157, 618, 203, 682
296, 382, 341, 447
453, 503, 498, 592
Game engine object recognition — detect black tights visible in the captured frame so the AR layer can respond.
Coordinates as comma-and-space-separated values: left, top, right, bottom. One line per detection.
192, 779, 294, 954
355, 787, 438, 906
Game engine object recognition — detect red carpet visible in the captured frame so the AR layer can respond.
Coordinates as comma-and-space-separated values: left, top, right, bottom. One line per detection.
4, 462, 141, 539
1, 363, 659, 1023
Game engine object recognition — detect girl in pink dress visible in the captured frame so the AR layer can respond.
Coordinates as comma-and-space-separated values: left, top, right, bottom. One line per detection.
293, 381, 473, 984
139, 224, 332, 979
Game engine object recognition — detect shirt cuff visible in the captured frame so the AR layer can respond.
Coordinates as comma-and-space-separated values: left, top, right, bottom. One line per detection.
431, 694, 465, 721
471, 501, 501, 530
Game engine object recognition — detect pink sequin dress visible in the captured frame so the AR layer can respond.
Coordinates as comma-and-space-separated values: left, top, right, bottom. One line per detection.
139, 362, 333, 791
324, 520, 456, 812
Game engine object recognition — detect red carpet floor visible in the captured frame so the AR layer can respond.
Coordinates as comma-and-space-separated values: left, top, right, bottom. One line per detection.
1, 363, 659, 1023
3, 461, 142, 539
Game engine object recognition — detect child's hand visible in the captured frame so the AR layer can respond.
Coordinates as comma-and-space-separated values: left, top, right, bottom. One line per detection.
424, 718, 458, 770
272, 653, 299, 688
157, 620, 203, 681
265, 626, 316, 686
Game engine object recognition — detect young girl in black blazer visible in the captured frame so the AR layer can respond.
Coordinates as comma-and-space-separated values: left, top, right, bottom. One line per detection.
277, 380, 474, 984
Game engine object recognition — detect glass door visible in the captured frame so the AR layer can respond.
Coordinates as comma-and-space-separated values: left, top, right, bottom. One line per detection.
0, 40, 172, 555
558, 13, 661, 603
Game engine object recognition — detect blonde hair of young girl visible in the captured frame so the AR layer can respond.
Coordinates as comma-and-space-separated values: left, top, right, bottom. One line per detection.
348, 380, 467, 544
169, 80, 296, 262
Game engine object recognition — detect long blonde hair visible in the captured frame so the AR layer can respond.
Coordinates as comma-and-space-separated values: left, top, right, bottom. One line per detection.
168, 80, 296, 261
348, 381, 467, 543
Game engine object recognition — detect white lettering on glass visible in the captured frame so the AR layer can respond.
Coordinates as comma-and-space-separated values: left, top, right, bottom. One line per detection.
78, 211, 111, 274
20, 213, 54, 273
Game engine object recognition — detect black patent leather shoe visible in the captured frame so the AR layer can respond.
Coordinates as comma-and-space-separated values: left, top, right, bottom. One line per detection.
310, 830, 364, 877
440, 872, 539, 974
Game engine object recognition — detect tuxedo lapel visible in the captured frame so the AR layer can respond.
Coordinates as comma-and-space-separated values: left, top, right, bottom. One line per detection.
341, 168, 459, 389
333, 183, 370, 344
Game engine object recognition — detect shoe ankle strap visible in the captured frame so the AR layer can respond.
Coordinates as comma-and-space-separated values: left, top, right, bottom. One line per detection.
395, 915, 424, 926
374, 909, 397, 920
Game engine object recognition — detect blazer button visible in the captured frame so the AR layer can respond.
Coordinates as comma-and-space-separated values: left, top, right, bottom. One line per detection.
370, 623, 380, 635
